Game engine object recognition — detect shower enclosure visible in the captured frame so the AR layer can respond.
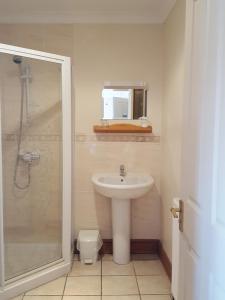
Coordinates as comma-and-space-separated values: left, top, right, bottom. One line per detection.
0, 44, 72, 299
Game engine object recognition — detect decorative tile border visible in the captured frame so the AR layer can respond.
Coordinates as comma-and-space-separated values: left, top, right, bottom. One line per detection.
75, 134, 160, 143
2, 134, 160, 143
2, 134, 61, 142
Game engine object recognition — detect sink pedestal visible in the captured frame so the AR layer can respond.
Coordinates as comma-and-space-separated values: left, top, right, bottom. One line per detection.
112, 198, 130, 264
92, 173, 154, 264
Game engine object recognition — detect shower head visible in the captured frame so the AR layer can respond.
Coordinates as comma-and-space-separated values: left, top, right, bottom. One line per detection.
13, 56, 22, 64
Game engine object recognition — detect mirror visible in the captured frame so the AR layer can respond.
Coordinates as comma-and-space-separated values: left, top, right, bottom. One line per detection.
102, 86, 147, 120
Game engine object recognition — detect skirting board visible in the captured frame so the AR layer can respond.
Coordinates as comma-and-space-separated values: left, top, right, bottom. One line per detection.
100, 239, 159, 255
158, 241, 172, 280
74, 238, 172, 281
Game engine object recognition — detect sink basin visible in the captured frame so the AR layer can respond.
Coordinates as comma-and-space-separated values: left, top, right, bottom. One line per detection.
92, 172, 154, 265
92, 173, 154, 199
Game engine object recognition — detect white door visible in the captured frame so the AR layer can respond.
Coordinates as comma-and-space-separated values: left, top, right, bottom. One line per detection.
172, 0, 225, 299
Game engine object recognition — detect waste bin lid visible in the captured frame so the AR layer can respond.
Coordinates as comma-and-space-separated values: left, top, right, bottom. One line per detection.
78, 230, 100, 242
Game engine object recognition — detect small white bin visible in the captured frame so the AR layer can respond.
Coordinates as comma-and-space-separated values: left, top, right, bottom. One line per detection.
77, 230, 103, 264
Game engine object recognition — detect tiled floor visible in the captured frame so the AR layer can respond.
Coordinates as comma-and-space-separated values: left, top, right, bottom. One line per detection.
11, 254, 171, 300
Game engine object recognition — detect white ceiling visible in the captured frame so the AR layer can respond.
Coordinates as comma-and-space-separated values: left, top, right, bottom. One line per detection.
0, 0, 176, 24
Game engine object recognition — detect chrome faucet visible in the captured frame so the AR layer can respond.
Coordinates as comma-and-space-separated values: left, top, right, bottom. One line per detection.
120, 164, 126, 177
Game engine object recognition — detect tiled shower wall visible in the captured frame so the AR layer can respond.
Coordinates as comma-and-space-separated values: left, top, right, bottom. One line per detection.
1, 50, 63, 240
0, 24, 163, 240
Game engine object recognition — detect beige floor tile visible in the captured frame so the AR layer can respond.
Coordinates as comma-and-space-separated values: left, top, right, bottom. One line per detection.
102, 276, 139, 295
102, 254, 113, 261
141, 296, 171, 300
26, 278, 66, 295
64, 276, 101, 296
73, 254, 79, 261
102, 296, 140, 300
102, 261, 134, 275
24, 297, 62, 300
10, 295, 24, 300
69, 261, 101, 276
63, 297, 101, 300
133, 260, 165, 275
137, 275, 170, 295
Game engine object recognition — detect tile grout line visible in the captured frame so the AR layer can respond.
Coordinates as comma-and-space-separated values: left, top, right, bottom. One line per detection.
62, 274, 68, 299
101, 256, 103, 300
18, 258, 170, 299
61, 261, 71, 299
132, 260, 141, 299
67, 274, 166, 277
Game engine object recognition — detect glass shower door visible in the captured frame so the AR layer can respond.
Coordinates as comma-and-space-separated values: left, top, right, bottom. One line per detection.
0, 44, 71, 290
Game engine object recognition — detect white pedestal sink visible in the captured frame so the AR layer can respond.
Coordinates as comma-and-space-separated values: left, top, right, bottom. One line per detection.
92, 173, 154, 264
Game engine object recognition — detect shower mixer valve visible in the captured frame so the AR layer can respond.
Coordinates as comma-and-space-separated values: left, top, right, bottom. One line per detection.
19, 151, 40, 163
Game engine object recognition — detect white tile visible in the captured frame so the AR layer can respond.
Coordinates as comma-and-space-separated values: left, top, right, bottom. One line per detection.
64, 276, 101, 296
69, 261, 101, 276
102, 261, 134, 275
133, 260, 165, 275
137, 275, 170, 295
26, 278, 66, 295
102, 276, 138, 295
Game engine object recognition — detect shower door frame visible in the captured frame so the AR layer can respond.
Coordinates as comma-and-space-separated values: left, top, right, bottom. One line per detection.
0, 43, 72, 299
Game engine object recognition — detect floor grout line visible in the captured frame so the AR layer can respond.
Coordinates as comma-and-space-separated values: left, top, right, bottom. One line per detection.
61, 275, 68, 299
17, 257, 171, 299
61, 260, 71, 299
67, 274, 167, 277
132, 260, 141, 298
100, 256, 103, 300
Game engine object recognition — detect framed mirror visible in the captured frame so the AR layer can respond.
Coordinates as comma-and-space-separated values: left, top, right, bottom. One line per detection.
101, 84, 147, 120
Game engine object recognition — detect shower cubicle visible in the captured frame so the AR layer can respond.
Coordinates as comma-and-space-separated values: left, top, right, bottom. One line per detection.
0, 44, 72, 299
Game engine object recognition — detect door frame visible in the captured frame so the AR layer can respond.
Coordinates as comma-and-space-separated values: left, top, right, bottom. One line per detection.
0, 43, 72, 300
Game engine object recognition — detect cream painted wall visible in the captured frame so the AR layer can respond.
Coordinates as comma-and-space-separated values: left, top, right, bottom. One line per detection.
73, 24, 163, 136
161, 0, 186, 260
0, 24, 163, 240
73, 24, 163, 239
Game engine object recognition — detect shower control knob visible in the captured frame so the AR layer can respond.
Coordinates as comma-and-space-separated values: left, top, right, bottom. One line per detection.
30, 152, 40, 161
19, 151, 40, 163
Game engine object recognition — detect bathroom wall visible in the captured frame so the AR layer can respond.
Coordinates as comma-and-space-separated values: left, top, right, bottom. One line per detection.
72, 24, 163, 239
161, 0, 186, 260
0, 24, 163, 240
73, 24, 163, 136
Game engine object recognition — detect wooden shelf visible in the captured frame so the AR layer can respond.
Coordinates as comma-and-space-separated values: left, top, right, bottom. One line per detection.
93, 123, 152, 133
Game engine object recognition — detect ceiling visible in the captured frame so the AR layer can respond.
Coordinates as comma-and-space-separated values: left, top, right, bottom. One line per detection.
0, 0, 176, 24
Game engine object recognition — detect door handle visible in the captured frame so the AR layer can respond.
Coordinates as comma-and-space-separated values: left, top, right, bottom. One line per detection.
170, 207, 180, 218
170, 199, 184, 232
